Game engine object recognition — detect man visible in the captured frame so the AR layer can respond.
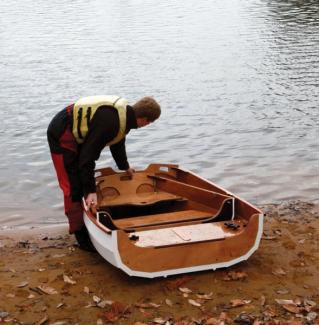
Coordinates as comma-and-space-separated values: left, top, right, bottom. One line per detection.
47, 95, 161, 250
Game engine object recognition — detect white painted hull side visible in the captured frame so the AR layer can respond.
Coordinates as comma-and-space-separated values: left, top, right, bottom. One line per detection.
84, 213, 264, 278
84, 214, 119, 268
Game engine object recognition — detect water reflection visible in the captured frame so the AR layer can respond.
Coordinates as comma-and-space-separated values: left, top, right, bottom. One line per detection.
0, 0, 318, 228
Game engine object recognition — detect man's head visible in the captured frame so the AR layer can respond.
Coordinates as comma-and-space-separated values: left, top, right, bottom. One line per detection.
132, 97, 161, 128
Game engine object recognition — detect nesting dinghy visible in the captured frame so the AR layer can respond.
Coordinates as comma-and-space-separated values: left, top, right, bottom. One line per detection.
83, 164, 263, 278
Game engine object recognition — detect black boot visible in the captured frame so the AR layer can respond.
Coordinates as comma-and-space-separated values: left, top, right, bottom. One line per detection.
74, 226, 96, 252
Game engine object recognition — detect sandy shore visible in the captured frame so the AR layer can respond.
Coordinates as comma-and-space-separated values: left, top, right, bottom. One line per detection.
0, 201, 318, 325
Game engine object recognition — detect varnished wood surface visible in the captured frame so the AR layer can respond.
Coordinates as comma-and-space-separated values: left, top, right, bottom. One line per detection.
99, 191, 184, 207
117, 214, 260, 272
149, 175, 231, 211
114, 209, 214, 229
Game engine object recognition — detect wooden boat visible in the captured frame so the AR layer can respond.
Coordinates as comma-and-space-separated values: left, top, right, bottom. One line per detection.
83, 163, 263, 278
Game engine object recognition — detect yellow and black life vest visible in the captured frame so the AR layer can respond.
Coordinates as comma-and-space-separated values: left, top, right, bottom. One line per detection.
72, 95, 128, 145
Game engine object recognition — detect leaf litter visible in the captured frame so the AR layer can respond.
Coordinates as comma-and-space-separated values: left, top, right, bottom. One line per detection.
63, 274, 76, 285
36, 284, 58, 295
223, 271, 248, 281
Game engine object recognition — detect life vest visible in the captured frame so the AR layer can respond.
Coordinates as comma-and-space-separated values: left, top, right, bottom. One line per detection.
72, 95, 128, 145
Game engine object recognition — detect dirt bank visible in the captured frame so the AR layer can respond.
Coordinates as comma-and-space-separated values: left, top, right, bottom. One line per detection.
0, 201, 318, 324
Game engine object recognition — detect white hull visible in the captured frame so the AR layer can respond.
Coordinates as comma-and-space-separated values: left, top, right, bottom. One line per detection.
84, 212, 264, 278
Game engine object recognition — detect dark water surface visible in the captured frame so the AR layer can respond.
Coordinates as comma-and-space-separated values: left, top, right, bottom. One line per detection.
0, 0, 318, 228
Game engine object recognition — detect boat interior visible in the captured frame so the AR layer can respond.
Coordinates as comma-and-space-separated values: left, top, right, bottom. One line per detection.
93, 164, 246, 234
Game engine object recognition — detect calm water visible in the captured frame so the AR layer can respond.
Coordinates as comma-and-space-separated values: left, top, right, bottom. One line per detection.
0, 0, 318, 228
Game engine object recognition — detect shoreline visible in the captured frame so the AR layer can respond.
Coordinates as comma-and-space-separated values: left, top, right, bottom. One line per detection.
0, 200, 318, 324
2, 199, 319, 232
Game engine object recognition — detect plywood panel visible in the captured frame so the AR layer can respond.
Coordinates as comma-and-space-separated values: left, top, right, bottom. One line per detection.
114, 209, 214, 229
117, 214, 259, 272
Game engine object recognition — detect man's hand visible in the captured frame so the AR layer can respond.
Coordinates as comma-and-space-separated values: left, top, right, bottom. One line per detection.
126, 167, 135, 177
85, 192, 97, 209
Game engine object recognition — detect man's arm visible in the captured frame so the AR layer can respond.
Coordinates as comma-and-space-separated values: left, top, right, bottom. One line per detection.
109, 138, 130, 171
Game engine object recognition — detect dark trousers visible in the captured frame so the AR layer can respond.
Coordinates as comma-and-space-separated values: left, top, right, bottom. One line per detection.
47, 106, 84, 233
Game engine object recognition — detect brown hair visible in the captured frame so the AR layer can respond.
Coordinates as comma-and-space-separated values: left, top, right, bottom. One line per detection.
132, 97, 161, 122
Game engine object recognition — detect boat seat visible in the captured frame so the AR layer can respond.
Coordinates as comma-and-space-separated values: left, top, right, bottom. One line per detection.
98, 209, 215, 231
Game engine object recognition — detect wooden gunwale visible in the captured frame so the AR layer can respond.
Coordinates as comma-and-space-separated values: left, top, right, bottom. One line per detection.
169, 167, 263, 219
84, 205, 112, 234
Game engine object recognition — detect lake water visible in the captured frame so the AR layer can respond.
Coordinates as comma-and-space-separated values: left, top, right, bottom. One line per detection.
1, 0, 318, 228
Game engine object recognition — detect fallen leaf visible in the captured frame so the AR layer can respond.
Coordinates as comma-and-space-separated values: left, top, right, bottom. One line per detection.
206, 318, 219, 325
304, 299, 317, 312
153, 318, 167, 324
37, 284, 58, 295
275, 299, 304, 314
253, 320, 264, 325
63, 274, 76, 285
165, 298, 173, 307
188, 299, 201, 307
196, 292, 213, 300
135, 302, 160, 309
97, 300, 113, 308
230, 299, 251, 307
138, 308, 152, 317
17, 281, 29, 288
56, 303, 64, 308
223, 271, 248, 281
286, 318, 305, 325
93, 295, 101, 304
101, 302, 131, 322
179, 287, 192, 294
276, 289, 290, 294
306, 312, 318, 322
102, 311, 118, 322
282, 304, 302, 314
263, 306, 277, 317
112, 302, 130, 314
35, 314, 48, 325
275, 299, 295, 305
6, 293, 15, 298
272, 267, 287, 276
165, 276, 193, 290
